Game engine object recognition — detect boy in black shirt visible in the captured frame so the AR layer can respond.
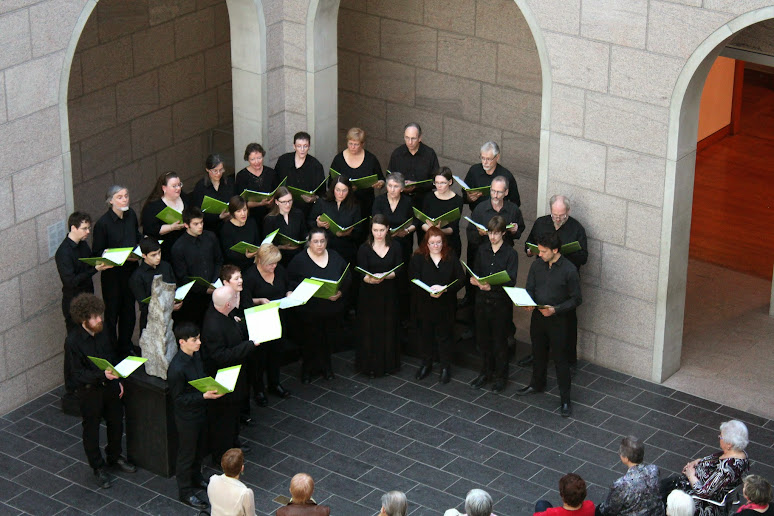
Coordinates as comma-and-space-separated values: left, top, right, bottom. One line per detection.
129, 237, 178, 332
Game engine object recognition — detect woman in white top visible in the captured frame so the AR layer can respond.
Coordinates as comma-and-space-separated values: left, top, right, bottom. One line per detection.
208, 448, 255, 516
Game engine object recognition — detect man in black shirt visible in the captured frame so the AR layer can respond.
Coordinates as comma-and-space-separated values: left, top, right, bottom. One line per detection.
516, 233, 582, 417
520, 195, 588, 368
463, 141, 521, 212
65, 294, 136, 489
168, 322, 223, 510
171, 206, 223, 323
129, 237, 179, 332
92, 186, 142, 359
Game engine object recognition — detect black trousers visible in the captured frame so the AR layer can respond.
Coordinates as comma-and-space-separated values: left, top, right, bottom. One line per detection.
77, 384, 124, 470
208, 399, 241, 465
250, 338, 281, 392
529, 310, 571, 403
568, 307, 578, 364
474, 295, 511, 379
101, 268, 137, 359
175, 416, 208, 498
417, 318, 453, 369
300, 313, 337, 375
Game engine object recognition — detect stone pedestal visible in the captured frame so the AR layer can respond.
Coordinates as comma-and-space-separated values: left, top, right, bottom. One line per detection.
124, 368, 177, 477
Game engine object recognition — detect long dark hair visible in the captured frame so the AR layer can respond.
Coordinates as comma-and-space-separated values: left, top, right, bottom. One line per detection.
415, 226, 451, 260
367, 214, 392, 247
325, 175, 357, 208
143, 171, 179, 212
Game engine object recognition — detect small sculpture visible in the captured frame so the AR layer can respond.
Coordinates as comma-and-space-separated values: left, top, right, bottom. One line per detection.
139, 275, 177, 379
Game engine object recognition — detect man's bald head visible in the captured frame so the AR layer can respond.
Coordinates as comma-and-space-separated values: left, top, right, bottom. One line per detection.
289, 473, 314, 503
212, 285, 236, 313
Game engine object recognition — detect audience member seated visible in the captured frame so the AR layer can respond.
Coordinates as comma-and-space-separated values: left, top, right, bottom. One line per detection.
534, 473, 595, 515
597, 436, 664, 515
666, 490, 694, 516
276, 473, 330, 516
379, 490, 408, 516
737, 475, 772, 516
208, 448, 256, 516
444, 489, 495, 516
661, 420, 750, 516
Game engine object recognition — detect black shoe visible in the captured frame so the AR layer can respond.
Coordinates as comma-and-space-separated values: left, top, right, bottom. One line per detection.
269, 384, 291, 398
515, 385, 542, 396
324, 369, 335, 381
561, 402, 572, 418
240, 414, 253, 426
180, 494, 209, 510
301, 374, 312, 384
517, 354, 534, 367
491, 379, 506, 393
470, 374, 488, 389
415, 365, 431, 380
93, 468, 112, 489
108, 456, 136, 473
440, 368, 450, 384
254, 391, 268, 407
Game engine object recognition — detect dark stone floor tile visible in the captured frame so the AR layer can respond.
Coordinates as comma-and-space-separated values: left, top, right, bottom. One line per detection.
565, 441, 621, 469
316, 471, 372, 501
249, 406, 290, 427
240, 422, 289, 447
395, 401, 450, 427
312, 411, 370, 437
569, 385, 608, 406
516, 405, 573, 432
273, 435, 329, 463
677, 405, 728, 432
354, 405, 409, 431
53, 484, 111, 513
625, 376, 676, 396
684, 424, 719, 448
0, 430, 36, 457
632, 391, 688, 415
271, 455, 330, 482
93, 500, 146, 515
353, 372, 407, 392
576, 462, 620, 488
0, 477, 23, 502
475, 392, 529, 418
530, 467, 566, 490
57, 506, 91, 515
443, 456, 501, 485
313, 430, 371, 456
582, 363, 632, 383
138, 494, 195, 515
402, 461, 459, 491
593, 395, 652, 421
434, 397, 490, 421
587, 483, 610, 505
492, 494, 535, 516
3, 394, 56, 423
747, 424, 774, 447
397, 420, 453, 447
406, 483, 460, 512
669, 391, 721, 411
520, 426, 577, 453
0, 452, 31, 480
320, 376, 369, 398
430, 378, 486, 403
323, 494, 372, 516
716, 405, 768, 427
653, 450, 692, 476
586, 377, 642, 402
274, 397, 329, 422
440, 435, 497, 463
28, 405, 81, 433
244, 442, 288, 468
437, 415, 494, 442
392, 383, 447, 407
358, 466, 417, 493
240, 463, 287, 491
5, 417, 42, 437
640, 409, 698, 436
479, 431, 534, 459
272, 415, 328, 441
524, 446, 584, 473
316, 451, 372, 479
17, 445, 73, 474
141, 474, 179, 499
645, 430, 705, 458
283, 379, 327, 402
13, 466, 70, 497
99, 478, 157, 509
476, 411, 532, 437
483, 452, 543, 480
746, 442, 774, 467
599, 415, 658, 440
488, 473, 551, 504
356, 426, 413, 453
353, 387, 407, 411
399, 441, 456, 469
445, 479, 506, 505
312, 391, 368, 416
561, 421, 619, 448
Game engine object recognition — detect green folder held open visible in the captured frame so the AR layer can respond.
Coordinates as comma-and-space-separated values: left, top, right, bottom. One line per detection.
244, 302, 282, 343
156, 206, 183, 224
452, 175, 492, 193
390, 218, 414, 234
271, 278, 323, 309
412, 207, 461, 227
330, 168, 379, 189
132, 240, 163, 258
287, 177, 327, 200
88, 356, 147, 378
240, 177, 287, 202
189, 365, 241, 395
461, 261, 511, 286
201, 195, 228, 214
411, 278, 457, 295
229, 241, 260, 254
319, 213, 368, 234
275, 233, 306, 246
262, 229, 279, 245
525, 241, 581, 255
464, 216, 514, 233
311, 263, 349, 298
79, 247, 135, 267
188, 277, 223, 289
355, 262, 403, 279
503, 286, 547, 308
141, 280, 195, 304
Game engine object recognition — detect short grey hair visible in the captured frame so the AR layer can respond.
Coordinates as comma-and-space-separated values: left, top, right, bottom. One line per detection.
549, 194, 570, 211
465, 489, 493, 516
491, 175, 508, 189
105, 185, 129, 205
403, 122, 422, 136
666, 489, 694, 516
381, 490, 407, 516
720, 420, 749, 451
480, 141, 500, 157
386, 171, 405, 188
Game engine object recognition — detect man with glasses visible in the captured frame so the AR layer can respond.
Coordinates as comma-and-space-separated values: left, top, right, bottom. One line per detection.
462, 141, 521, 212
519, 195, 588, 369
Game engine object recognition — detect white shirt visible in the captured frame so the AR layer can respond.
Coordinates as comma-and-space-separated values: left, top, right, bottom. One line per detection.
208, 473, 256, 516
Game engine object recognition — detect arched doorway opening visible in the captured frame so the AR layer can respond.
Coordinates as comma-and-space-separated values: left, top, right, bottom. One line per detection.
657, 8, 774, 418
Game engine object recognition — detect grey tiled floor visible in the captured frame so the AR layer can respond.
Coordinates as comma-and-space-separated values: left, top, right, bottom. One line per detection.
1, 351, 773, 516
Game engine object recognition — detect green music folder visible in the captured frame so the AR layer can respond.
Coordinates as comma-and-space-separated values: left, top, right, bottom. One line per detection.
155, 206, 183, 224
240, 177, 287, 202
79, 247, 135, 267
561, 241, 582, 254
452, 175, 491, 193
262, 229, 279, 245
503, 286, 547, 308
526, 242, 539, 254
390, 218, 414, 234
330, 168, 379, 189
141, 280, 195, 304
411, 278, 457, 295
187, 276, 223, 289
287, 177, 327, 200
412, 207, 461, 226
88, 356, 147, 378
189, 365, 241, 395
229, 241, 260, 254
244, 302, 282, 343
461, 261, 511, 286
355, 262, 403, 279
464, 216, 514, 233
310, 263, 349, 298
275, 233, 306, 246
201, 196, 228, 214
319, 213, 368, 233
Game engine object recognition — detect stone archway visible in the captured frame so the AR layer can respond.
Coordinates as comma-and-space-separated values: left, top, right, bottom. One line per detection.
655, 7, 774, 382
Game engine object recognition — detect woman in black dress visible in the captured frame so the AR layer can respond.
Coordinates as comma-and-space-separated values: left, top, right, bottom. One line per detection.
287, 227, 351, 383
308, 175, 363, 266
410, 226, 464, 384
191, 154, 234, 234
218, 196, 260, 271
234, 142, 278, 230
421, 166, 464, 259
274, 131, 325, 220
330, 127, 384, 218
242, 244, 293, 406
141, 171, 188, 259
356, 214, 402, 378
263, 186, 307, 268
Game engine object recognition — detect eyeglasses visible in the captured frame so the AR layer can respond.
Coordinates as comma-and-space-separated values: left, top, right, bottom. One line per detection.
428, 241, 443, 246
718, 435, 725, 441
404, 136, 419, 142
480, 156, 496, 163
169, 183, 183, 189
551, 213, 568, 221
490, 189, 506, 196
277, 199, 292, 204
209, 168, 224, 174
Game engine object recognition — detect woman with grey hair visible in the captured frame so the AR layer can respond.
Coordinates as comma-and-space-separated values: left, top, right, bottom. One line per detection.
737, 475, 772, 515
92, 184, 141, 358
444, 488, 495, 516
379, 490, 407, 516
661, 420, 750, 516
596, 436, 664, 516
666, 490, 694, 516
